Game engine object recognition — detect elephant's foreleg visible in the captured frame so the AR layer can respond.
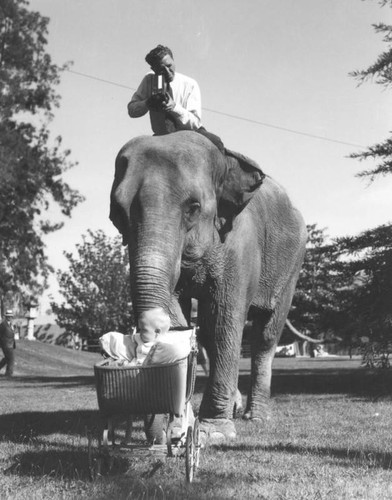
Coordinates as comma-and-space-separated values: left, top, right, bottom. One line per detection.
198, 302, 244, 422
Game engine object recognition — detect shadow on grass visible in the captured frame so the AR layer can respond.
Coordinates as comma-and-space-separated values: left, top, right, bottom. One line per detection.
0, 375, 95, 388
0, 410, 99, 442
194, 364, 392, 398
236, 370, 392, 398
1, 409, 147, 481
0, 409, 144, 443
4, 447, 130, 480
216, 442, 392, 471
5, 448, 93, 480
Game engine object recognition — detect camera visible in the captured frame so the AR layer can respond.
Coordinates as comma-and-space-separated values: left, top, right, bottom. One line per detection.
148, 73, 169, 111
151, 73, 167, 100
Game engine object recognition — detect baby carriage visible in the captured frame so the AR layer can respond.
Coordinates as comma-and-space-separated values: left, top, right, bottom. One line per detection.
87, 327, 201, 483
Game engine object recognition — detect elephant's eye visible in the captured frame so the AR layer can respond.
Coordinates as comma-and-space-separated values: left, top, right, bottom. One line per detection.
184, 200, 201, 229
187, 200, 201, 216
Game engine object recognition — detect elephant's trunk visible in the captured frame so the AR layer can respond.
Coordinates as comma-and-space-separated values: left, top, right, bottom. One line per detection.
131, 254, 175, 313
128, 220, 185, 325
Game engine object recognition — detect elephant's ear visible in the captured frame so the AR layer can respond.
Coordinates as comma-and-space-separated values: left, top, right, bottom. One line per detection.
109, 153, 140, 245
109, 196, 128, 246
216, 150, 265, 240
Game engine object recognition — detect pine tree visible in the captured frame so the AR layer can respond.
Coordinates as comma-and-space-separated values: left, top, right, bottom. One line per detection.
344, 0, 392, 365
289, 225, 352, 346
349, 0, 392, 178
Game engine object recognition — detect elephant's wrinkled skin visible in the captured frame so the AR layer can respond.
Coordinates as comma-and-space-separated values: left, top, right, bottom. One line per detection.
110, 131, 307, 438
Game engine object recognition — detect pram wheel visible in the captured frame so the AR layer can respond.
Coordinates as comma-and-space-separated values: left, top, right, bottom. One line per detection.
102, 418, 115, 448
185, 418, 201, 482
87, 431, 95, 480
185, 425, 195, 483
193, 418, 201, 468
166, 425, 173, 457
87, 430, 104, 480
144, 414, 165, 444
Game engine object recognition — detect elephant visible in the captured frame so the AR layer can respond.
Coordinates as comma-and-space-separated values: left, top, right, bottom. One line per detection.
110, 130, 307, 441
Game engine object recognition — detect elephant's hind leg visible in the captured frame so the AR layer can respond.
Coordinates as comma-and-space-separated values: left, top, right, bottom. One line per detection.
243, 311, 276, 421
244, 304, 289, 421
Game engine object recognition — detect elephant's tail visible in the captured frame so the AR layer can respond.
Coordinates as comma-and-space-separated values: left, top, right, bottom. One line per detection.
285, 319, 324, 344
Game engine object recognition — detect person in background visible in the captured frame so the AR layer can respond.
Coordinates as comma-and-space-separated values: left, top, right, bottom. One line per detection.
0, 309, 16, 377
128, 44, 224, 151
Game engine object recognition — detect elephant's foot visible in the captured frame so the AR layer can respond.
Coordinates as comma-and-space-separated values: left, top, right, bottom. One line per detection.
243, 412, 267, 422
243, 405, 271, 423
199, 418, 237, 446
233, 388, 244, 419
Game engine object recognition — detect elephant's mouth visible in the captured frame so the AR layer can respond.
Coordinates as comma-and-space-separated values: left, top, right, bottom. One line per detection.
181, 246, 205, 267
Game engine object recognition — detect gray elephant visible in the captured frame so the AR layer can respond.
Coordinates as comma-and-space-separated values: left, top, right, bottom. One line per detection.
110, 131, 307, 440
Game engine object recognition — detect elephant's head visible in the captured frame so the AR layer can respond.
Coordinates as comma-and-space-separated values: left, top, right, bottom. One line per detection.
110, 131, 264, 327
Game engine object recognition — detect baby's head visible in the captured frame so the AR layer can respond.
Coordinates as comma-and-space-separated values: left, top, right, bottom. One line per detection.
138, 307, 171, 343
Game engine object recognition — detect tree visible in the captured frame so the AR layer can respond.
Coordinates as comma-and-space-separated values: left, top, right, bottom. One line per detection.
52, 230, 133, 340
334, 225, 392, 340
349, 0, 392, 179
288, 223, 391, 355
280, 3, 392, 358
344, 0, 392, 365
289, 224, 349, 341
0, 0, 83, 312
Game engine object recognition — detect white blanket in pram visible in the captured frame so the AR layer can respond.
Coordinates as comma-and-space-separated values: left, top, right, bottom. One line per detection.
99, 329, 193, 366
99, 331, 136, 361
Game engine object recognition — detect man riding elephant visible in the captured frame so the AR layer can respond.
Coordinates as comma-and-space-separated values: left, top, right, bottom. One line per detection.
128, 44, 225, 152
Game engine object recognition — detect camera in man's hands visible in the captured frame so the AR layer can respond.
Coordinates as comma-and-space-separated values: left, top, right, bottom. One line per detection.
148, 73, 168, 110
152, 73, 167, 97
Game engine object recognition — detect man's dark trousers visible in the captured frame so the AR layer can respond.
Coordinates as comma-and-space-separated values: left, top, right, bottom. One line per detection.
0, 345, 15, 376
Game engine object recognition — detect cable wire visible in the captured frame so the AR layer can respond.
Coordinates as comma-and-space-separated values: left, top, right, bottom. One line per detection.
66, 69, 366, 149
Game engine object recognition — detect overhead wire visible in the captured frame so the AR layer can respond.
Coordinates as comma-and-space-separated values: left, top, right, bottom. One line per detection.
66, 69, 366, 149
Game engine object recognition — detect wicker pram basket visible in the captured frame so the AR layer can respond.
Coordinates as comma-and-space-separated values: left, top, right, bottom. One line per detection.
94, 352, 197, 417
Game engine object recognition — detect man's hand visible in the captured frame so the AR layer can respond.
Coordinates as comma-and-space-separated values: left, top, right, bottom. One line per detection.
146, 95, 165, 111
161, 93, 175, 112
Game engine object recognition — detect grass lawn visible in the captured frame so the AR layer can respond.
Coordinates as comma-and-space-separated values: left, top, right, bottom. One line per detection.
0, 340, 391, 499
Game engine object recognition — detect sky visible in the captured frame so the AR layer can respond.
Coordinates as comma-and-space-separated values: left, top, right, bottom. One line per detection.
26, 0, 392, 308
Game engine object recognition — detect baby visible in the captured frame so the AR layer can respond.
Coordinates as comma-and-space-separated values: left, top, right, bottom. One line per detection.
131, 307, 171, 365
100, 308, 191, 366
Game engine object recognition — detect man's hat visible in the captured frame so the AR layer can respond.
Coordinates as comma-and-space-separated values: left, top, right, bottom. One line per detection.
5, 309, 14, 317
